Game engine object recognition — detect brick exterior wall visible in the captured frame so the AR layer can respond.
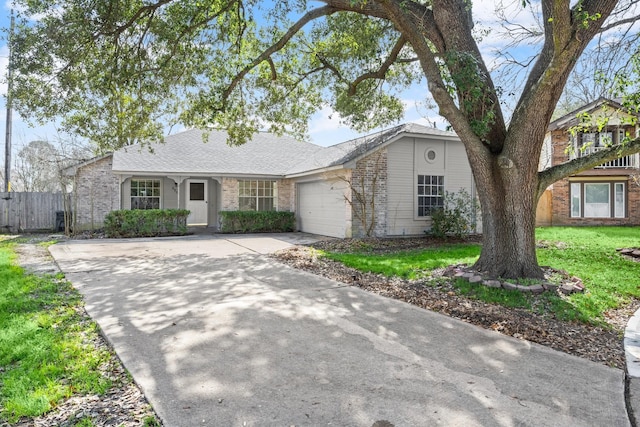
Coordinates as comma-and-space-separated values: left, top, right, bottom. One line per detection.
277, 179, 294, 211
350, 148, 388, 237
549, 129, 640, 225
221, 177, 239, 211
73, 156, 120, 230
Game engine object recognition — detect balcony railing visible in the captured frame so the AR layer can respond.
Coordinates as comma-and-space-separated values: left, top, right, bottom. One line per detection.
573, 146, 639, 169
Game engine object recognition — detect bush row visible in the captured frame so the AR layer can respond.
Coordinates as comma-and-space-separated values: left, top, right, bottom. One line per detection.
104, 209, 190, 238
219, 211, 295, 233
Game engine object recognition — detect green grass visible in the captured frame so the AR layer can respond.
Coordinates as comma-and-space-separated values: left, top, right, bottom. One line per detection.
322, 227, 640, 325
0, 241, 113, 423
326, 243, 481, 279
535, 226, 640, 322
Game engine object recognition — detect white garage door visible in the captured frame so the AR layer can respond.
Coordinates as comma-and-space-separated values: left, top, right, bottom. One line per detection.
297, 180, 348, 238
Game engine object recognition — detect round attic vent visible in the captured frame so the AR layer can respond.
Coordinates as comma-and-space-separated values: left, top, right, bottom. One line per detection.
425, 148, 437, 163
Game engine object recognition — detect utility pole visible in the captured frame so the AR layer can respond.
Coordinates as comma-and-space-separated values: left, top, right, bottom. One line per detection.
4, 11, 14, 193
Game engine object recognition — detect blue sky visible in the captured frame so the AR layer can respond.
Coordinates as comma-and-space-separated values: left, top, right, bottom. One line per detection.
0, 1, 540, 155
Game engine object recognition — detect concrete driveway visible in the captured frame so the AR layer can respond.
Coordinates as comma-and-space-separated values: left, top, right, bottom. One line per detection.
49, 233, 630, 427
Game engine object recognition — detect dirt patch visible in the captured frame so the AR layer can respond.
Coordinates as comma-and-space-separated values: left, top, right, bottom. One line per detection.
272, 237, 639, 370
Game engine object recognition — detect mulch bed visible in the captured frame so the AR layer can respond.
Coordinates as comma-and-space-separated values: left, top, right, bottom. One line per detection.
272, 236, 640, 370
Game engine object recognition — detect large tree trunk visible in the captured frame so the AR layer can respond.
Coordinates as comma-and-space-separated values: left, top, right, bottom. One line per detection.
469, 148, 544, 279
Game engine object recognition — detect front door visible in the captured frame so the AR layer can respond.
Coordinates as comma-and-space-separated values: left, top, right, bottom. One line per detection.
186, 180, 208, 225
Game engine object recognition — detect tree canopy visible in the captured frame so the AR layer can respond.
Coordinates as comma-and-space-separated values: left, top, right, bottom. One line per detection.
5, 0, 640, 278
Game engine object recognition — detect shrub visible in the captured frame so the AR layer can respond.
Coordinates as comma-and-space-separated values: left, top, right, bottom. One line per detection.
104, 209, 190, 238
429, 189, 479, 239
219, 211, 295, 233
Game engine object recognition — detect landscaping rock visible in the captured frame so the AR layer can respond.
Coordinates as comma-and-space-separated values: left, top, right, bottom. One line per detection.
483, 279, 502, 288
469, 275, 483, 284
502, 282, 518, 291
528, 284, 545, 294
561, 283, 576, 295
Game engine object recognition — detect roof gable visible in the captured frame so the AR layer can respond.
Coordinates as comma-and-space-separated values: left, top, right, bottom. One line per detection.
549, 97, 638, 131
285, 123, 459, 176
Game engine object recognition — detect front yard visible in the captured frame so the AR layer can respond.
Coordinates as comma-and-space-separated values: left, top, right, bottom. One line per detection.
274, 226, 640, 369
0, 237, 160, 426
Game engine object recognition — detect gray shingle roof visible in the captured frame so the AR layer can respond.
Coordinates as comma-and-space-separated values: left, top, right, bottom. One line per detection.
112, 128, 322, 176
111, 123, 458, 177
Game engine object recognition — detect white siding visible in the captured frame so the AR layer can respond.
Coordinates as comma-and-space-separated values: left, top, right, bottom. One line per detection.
297, 177, 351, 238
386, 136, 475, 236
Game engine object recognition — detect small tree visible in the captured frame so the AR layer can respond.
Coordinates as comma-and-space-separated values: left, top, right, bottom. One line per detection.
430, 189, 479, 239
13, 140, 59, 192
339, 149, 385, 237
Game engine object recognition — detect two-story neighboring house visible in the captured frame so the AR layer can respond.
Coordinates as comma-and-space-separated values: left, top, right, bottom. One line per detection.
538, 97, 640, 226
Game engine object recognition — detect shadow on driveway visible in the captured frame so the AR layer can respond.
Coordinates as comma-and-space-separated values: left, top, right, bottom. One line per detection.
49, 237, 630, 427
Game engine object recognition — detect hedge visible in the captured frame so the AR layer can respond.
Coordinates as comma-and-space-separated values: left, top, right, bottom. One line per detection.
219, 211, 295, 233
104, 209, 190, 238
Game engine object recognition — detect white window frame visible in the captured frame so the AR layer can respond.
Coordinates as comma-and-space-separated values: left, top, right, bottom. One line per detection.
614, 182, 625, 218
130, 178, 161, 210
569, 181, 626, 219
570, 182, 581, 218
417, 175, 444, 217
238, 180, 278, 211
584, 182, 610, 218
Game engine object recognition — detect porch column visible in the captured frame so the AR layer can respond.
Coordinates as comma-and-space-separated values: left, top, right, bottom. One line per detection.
167, 176, 187, 209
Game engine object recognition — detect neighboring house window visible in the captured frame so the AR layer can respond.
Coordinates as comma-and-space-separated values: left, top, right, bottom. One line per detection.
238, 180, 277, 211
573, 129, 637, 168
570, 182, 625, 218
417, 175, 444, 217
578, 129, 624, 149
131, 179, 161, 209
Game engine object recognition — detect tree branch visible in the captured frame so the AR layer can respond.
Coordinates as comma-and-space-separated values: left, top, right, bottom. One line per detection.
599, 14, 640, 32
315, 54, 345, 81
222, 5, 338, 105
537, 137, 640, 194
100, 0, 176, 37
348, 35, 407, 96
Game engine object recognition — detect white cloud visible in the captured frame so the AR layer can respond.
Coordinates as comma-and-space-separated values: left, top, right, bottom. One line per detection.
310, 106, 386, 146
308, 106, 350, 134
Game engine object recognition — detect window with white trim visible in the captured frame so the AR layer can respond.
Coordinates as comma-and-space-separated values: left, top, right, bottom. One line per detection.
238, 180, 277, 211
417, 175, 444, 217
578, 129, 624, 149
570, 181, 626, 218
131, 179, 161, 209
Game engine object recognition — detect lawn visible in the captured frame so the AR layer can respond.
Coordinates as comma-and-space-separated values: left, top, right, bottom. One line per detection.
0, 239, 159, 425
0, 240, 113, 423
322, 227, 640, 325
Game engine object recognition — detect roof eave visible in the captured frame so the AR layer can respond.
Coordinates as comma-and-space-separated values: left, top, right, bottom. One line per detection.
285, 164, 346, 179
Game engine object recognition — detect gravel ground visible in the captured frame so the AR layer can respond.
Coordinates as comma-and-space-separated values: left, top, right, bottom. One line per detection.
272, 236, 640, 371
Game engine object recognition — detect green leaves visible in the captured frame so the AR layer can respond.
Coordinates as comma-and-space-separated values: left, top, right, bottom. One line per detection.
8, 1, 427, 148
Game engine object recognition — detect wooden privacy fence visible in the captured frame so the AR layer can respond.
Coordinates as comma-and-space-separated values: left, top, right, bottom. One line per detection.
536, 189, 553, 226
0, 192, 68, 233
